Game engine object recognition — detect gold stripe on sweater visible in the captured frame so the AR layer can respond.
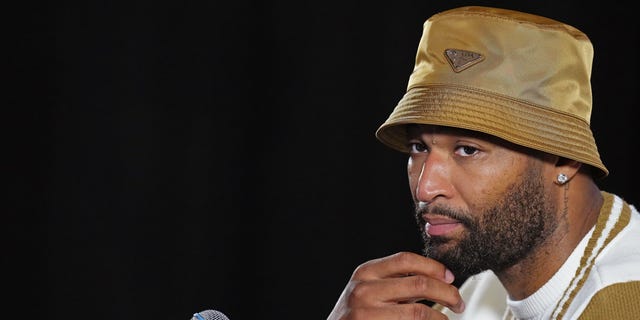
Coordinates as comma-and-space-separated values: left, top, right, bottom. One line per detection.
578, 281, 640, 319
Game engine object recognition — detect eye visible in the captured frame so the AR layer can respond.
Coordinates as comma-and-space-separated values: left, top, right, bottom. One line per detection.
408, 142, 428, 153
455, 145, 479, 157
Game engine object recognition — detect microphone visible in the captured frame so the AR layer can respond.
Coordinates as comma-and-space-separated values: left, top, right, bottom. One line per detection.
191, 309, 230, 320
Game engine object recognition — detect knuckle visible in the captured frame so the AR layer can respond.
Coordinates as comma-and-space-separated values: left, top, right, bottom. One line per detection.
412, 303, 447, 320
348, 281, 369, 302
409, 303, 436, 320
393, 251, 414, 266
412, 303, 428, 319
412, 275, 430, 292
353, 261, 372, 278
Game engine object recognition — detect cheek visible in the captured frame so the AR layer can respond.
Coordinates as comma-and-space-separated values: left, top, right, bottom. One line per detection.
407, 158, 414, 178
460, 159, 527, 210
407, 157, 420, 193
457, 182, 510, 219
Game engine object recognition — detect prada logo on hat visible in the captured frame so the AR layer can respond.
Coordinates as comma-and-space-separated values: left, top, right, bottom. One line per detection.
444, 48, 484, 72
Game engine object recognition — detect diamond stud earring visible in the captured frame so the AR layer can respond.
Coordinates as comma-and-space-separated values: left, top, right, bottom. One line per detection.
556, 173, 569, 185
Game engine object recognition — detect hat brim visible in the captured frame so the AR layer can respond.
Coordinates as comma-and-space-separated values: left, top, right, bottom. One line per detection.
375, 85, 608, 178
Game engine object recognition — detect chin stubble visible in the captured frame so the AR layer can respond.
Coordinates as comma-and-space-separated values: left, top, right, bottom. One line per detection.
416, 168, 558, 279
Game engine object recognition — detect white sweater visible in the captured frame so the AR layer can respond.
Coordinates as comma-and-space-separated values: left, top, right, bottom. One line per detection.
435, 192, 640, 320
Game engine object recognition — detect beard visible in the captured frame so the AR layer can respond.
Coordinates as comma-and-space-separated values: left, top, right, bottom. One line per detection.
416, 166, 558, 280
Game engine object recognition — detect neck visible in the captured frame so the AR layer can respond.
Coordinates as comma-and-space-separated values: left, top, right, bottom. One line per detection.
495, 175, 603, 300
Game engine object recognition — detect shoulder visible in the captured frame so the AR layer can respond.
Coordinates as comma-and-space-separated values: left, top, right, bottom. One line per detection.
591, 197, 640, 283
566, 195, 640, 318
577, 281, 640, 320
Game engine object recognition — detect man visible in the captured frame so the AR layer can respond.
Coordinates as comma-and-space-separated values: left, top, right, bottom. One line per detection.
328, 6, 639, 320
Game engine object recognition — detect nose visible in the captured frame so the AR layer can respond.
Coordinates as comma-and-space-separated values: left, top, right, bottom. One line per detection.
410, 151, 452, 204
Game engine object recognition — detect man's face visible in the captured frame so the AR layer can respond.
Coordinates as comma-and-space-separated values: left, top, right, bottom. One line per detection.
406, 125, 558, 279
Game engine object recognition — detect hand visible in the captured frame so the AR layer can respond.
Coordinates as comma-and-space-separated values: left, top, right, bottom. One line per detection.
327, 251, 465, 320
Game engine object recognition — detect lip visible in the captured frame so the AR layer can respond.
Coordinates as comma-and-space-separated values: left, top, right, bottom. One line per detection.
423, 215, 462, 237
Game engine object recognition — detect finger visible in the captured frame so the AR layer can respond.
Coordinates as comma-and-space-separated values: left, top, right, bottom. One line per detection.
353, 251, 455, 284
353, 275, 465, 313
393, 275, 465, 313
347, 303, 449, 320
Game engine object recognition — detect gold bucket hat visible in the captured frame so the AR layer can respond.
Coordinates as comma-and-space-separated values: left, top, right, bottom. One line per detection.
375, 6, 608, 178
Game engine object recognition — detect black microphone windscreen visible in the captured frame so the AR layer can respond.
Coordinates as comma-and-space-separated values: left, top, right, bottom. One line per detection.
191, 309, 230, 320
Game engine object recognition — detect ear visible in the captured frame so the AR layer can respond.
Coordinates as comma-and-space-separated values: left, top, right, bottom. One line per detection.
553, 157, 582, 185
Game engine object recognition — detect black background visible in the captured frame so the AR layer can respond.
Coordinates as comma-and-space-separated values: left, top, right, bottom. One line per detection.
8, 0, 638, 319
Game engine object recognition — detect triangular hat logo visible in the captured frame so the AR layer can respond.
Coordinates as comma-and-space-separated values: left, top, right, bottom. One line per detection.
444, 48, 484, 72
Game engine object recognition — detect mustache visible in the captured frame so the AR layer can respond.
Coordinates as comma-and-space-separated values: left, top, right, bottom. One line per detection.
414, 203, 476, 229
